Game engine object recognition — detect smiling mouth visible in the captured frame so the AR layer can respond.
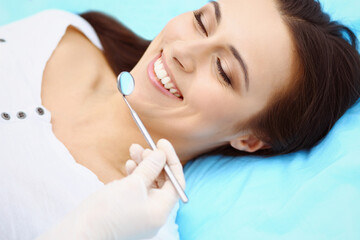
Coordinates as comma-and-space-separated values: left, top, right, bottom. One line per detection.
153, 54, 183, 99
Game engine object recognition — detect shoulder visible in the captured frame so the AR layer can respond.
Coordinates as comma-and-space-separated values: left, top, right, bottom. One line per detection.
43, 23, 106, 93
52, 24, 106, 77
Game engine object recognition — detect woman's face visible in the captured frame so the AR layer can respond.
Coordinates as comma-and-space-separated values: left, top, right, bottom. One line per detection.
129, 0, 296, 160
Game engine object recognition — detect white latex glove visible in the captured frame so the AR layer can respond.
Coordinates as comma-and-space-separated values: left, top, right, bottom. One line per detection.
37, 139, 185, 240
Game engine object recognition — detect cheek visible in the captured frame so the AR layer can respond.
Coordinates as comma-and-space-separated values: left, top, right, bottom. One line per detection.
186, 80, 239, 128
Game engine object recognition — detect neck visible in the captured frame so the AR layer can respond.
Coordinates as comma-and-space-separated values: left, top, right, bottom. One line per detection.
87, 89, 149, 173
84, 71, 207, 181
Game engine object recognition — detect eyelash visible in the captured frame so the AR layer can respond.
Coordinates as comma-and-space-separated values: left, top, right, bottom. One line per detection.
216, 58, 232, 86
193, 10, 208, 37
193, 10, 232, 87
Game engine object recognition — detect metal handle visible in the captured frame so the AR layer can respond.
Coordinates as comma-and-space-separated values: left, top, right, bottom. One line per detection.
123, 97, 188, 203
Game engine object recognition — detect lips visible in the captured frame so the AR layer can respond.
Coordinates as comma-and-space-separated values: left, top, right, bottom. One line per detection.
147, 52, 183, 100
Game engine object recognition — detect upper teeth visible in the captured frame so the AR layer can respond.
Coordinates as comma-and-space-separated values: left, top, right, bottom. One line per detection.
154, 58, 182, 98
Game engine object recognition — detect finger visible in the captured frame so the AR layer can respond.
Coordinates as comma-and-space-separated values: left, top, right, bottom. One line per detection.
156, 170, 166, 188
125, 159, 137, 176
136, 148, 159, 188
146, 150, 164, 188
143, 149, 164, 187
157, 139, 186, 189
142, 149, 152, 160
132, 149, 166, 188
150, 180, 180, 214
129, 144, 145, 164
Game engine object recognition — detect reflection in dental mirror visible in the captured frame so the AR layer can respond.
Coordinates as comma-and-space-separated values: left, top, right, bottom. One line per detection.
117, 71, 135, 96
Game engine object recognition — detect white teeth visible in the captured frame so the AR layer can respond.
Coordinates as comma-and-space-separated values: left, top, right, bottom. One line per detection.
154, 64, 162, 72
157, 70, 167, 79
164, 83, 175, 89
154, 57, 169, 80
155, 59, 161, 66
161, 77, 171, 85
154, 56, 182, 99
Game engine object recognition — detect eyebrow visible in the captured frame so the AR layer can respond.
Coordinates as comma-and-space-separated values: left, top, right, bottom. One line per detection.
209, 1, 221, 24
229, 45, 250, 91
209, 1, 250, 91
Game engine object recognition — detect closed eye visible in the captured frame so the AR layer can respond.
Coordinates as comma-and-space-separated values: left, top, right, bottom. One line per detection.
193, 10, 208, 37
217, 58, 232, 86
193, 9, 233, 88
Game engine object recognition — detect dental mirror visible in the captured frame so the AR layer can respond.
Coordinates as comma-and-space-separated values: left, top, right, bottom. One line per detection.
117, 71, 135, 96
117, 71, 188, 203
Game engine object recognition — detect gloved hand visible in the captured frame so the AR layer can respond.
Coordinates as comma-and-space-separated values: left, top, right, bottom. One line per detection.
37, 139, 186, 240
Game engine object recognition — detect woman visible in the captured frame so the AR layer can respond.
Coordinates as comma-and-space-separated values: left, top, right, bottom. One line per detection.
1, 0, 359, 239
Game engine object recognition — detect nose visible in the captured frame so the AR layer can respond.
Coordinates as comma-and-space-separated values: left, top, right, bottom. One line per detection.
169, 39, 214, 73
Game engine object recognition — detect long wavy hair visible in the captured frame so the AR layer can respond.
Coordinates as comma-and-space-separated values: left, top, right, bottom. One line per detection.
80, 0, 360, 158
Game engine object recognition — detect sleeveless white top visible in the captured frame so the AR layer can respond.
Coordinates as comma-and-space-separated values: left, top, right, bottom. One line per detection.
0, 10, 178, 240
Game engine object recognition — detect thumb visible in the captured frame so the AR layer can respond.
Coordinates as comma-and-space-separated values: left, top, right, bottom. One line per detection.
157, 139, 185, 189
131, 149, 166, 188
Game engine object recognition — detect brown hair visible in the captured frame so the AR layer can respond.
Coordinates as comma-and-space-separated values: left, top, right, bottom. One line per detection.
247, 0, 360, 156
80, 0, 360, 157
80, 11, 151, 75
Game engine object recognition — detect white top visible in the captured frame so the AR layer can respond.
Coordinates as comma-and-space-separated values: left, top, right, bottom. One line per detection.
0, 10, 179, 240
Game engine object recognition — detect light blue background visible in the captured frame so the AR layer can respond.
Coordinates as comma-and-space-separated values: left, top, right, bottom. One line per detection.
0, 0, 360, 39
0, 0, 207, 40
1, 1, 359, 39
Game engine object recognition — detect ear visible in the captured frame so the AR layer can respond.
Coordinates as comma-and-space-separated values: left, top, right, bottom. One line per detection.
230, 134, 271, 153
